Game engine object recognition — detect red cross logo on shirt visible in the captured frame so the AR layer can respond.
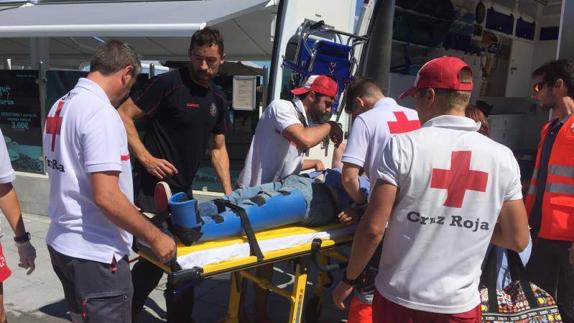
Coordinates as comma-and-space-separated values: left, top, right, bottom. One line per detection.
431, 151, 488, 208
387, 111, 420, 134
45, 100, 64, 152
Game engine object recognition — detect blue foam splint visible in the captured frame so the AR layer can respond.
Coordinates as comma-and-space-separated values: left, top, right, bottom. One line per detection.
170, 192, 201, 229
169, 189, 308, 244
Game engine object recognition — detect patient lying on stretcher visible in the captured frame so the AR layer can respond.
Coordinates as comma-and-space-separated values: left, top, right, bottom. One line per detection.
168, 169, 370, 245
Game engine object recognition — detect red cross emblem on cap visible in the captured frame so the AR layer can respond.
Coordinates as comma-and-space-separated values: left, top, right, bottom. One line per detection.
431, 151, 488, 208
387, 112, 420, 134
45, 100, 64, 152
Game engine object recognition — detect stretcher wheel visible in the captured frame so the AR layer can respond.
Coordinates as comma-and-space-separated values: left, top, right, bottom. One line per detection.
304, 295, 322, 323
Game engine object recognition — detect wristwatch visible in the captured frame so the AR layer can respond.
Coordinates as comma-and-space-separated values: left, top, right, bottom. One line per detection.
327, 120, 342, 129
341, 272, 359, 286
14, 232, 31, 243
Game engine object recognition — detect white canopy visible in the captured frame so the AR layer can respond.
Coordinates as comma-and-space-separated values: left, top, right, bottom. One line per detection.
0, 0, 276, 68
0, 0, 270, 37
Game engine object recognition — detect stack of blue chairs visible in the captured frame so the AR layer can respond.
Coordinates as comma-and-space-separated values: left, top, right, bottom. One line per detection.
283, 21, 365, 114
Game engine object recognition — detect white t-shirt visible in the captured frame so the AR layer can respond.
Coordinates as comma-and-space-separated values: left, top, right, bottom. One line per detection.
0, 130, 16, 238
0, 130, 16, 185
375, 115, 522, 314
342, 98, 419, 184
43, 78, 133, 264
237, 98, 309, 187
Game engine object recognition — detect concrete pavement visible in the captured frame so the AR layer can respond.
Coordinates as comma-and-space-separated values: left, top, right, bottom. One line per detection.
2, 214, 348, 323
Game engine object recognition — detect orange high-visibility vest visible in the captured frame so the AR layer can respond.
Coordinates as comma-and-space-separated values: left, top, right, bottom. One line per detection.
524, 115, 574, 241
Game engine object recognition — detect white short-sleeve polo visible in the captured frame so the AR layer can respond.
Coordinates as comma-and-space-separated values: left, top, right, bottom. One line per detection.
375, 115, 522, 314
238, 98, 309, 187
342, 98, 419, 184
0, 130, 15, 185
43, 78, 133, 264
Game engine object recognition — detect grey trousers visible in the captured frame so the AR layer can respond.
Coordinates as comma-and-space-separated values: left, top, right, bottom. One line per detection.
48, 246, 133, 323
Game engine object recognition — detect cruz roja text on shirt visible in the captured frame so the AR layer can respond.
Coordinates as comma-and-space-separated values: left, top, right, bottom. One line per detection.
407, 211, 490, 233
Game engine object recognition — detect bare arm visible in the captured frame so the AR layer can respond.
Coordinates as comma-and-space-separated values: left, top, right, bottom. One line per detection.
90, 171, 176, 262
342, 162, 367, 204
490, 199, 529, 252
345, 181, 395, 279
301, 159, 325, 171
332, 180, 397, 309
0, 183, 26, 237
210, 133, 232, 195
331, 142, 346, 170
117, 98, 146, 161
117, 98, 177, 179
282, 123, 332, 151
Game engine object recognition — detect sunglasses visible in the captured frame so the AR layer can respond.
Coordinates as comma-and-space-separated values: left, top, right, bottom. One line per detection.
532, 81, 546, 93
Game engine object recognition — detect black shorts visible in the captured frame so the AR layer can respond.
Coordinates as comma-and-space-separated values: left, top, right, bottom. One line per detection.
48, 246, 133, 323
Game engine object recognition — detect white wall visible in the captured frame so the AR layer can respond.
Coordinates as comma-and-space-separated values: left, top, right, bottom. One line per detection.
506, 39, 534, 97
532, 40, 558, 70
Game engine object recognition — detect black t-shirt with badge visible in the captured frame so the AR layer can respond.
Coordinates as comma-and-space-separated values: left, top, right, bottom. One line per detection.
131, 67, 228, 199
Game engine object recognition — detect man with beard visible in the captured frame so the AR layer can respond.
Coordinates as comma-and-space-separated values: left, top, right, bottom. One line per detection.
237, 74, 342, 187
237, 74, 343, 322
524, 59, 574, 322
118, 28, 231, 322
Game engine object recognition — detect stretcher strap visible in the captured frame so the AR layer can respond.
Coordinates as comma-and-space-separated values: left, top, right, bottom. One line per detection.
214, 199, 264, 262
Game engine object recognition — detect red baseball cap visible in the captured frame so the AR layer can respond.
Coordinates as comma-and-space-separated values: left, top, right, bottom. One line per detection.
291, 75, 338, 98
399, 56, 473, 99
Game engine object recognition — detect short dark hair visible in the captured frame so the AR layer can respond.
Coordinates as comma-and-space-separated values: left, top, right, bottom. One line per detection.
189, 27, 224, 56
532, 59, 574, 98
90, 40, 141, 77
344, 77, 382, 114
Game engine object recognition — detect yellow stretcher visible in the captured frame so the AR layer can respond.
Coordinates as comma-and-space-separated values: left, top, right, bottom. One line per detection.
136, 223, 354, 323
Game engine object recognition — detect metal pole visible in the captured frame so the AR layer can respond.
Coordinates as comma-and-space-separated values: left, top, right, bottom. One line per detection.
266, 0, 287, 107
362, 0, 395, 94
261, 65, 269, 112
30, 38, 49, 173
557, 0, 574, 60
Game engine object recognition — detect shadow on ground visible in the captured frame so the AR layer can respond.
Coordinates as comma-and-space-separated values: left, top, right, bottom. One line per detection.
38, 299, 69, 320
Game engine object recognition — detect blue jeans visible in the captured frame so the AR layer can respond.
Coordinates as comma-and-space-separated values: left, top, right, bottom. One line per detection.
220, 175, 337, 227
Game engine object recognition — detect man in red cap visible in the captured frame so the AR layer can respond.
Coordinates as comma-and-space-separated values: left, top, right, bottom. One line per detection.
332, 56, 530, 322
238, 74, 342, 187
237, 74, 342, 322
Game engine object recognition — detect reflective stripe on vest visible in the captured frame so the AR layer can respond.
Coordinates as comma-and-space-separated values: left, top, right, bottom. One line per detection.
533, 115, 574, 240
549, 165, 574, 178
531, 168, 538, 180
527, 165, 574, 196
546, 182, 574, 195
